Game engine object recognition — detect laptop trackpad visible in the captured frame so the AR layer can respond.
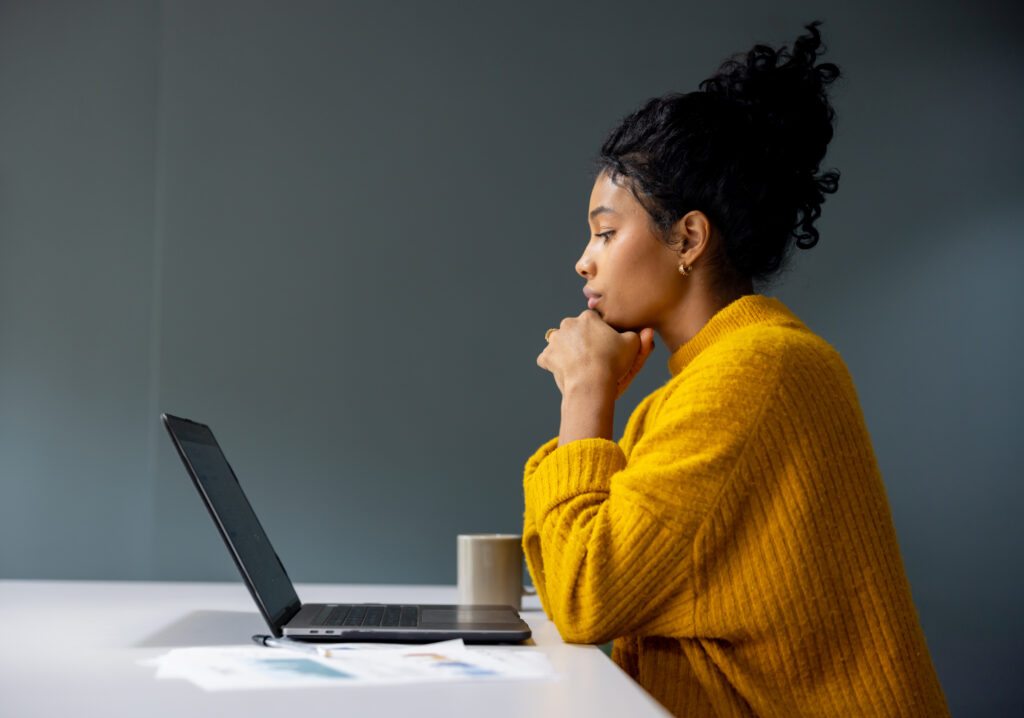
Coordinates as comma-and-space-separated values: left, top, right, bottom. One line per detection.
420, 607, 521, 628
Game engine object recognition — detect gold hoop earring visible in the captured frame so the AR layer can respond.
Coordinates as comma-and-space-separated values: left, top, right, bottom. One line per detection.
678, 264, 692, 277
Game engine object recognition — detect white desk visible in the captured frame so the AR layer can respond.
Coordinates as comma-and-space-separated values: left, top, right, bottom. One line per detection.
0, 580, 670, 717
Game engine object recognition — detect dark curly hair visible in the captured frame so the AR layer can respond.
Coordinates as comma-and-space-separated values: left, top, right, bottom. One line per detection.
598, 21, 841, 284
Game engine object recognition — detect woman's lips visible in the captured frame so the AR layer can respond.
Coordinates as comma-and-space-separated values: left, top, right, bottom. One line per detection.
583, 288, 601, 309
588, 296, 600, 309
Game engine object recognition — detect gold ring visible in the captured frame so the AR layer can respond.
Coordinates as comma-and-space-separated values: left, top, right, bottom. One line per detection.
545, 328, 557, 342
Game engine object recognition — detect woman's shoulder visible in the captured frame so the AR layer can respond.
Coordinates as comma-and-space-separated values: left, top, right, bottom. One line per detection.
679, 314, 847, 392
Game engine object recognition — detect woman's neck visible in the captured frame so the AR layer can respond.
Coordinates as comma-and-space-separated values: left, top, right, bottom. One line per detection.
658, 275, 753, 354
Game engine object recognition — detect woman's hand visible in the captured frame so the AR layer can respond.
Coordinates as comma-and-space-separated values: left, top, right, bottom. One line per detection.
537, 311, 656, 400
537, 311, 654, 446
614, 325, 657, 400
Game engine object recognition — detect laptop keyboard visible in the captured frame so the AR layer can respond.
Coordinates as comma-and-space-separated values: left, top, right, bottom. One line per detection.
313, 604, 419, 628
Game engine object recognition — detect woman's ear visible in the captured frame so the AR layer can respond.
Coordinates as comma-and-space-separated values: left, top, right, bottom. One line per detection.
672, 210, 713, 265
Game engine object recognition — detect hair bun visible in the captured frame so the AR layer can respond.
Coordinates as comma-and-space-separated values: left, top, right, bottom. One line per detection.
699, 21, 841, 249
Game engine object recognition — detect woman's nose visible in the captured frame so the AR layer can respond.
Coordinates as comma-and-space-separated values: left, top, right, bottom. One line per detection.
576, 250, 593, 278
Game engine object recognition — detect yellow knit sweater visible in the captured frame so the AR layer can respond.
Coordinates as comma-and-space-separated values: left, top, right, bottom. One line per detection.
523, 295, 948, 717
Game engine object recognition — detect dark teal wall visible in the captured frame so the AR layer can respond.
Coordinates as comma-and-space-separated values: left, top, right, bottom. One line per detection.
1, 2, 1021, 715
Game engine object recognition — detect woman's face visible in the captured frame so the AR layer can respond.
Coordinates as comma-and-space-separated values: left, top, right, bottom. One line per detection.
576, 172, 685, 332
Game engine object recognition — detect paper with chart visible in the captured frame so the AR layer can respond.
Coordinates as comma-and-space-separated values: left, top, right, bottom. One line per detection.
142, 639, 558, 691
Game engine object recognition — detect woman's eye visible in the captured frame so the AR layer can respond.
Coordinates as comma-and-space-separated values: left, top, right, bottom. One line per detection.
596, 231, 615, 243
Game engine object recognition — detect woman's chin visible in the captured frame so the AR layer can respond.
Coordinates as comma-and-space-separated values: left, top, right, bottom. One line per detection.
595, 305, 645, 332
606, 314, 649, 334
604, 315, 633, 332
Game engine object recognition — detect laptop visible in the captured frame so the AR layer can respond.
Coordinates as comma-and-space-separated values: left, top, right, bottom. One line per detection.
162, 413, 532, 643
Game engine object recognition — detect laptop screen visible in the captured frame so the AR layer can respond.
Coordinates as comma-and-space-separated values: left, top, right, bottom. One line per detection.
163, 414, 301, 633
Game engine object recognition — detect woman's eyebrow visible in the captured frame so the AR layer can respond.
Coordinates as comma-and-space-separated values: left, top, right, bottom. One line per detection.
589, 205, 618, 220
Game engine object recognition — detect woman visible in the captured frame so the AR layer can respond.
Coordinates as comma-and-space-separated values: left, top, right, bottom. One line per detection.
526, 22, 949, 717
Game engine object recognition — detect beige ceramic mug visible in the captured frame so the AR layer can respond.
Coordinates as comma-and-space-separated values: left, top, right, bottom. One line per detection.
457, 534, 535, 610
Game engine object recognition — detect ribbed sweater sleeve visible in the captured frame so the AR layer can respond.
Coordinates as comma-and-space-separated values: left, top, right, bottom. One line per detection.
522, 341, 781, 644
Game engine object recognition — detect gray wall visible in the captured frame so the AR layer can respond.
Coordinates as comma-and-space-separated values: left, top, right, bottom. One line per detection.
1, 1, 1021, 714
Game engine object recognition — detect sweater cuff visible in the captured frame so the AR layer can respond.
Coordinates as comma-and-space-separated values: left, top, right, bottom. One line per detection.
524, 438, 627, 520
524, 436, 561, 481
